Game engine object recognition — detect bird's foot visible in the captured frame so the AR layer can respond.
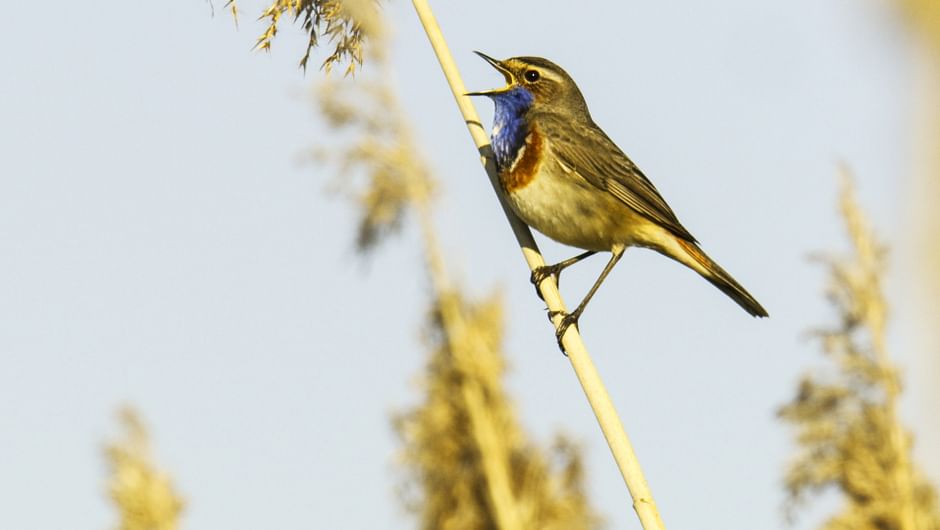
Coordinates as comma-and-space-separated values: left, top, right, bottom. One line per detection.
530, 265, 561, 301
547, 310, 580, 355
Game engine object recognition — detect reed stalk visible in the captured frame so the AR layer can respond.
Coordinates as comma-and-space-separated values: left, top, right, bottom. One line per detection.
408, 2, 666, 528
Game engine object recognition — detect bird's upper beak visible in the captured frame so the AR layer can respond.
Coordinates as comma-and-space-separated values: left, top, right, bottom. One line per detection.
465, 51, 514, 97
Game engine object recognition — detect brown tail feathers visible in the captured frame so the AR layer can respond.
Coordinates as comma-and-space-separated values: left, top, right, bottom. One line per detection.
676, 239, 769, 318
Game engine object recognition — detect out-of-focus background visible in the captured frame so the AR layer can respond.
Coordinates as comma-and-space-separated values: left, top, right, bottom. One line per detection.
1, 1, 936, 529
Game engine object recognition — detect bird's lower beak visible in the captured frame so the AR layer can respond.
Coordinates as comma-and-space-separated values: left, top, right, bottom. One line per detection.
465, 51, 514, 97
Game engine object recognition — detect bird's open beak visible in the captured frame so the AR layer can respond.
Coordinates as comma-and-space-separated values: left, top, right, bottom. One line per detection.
465, 51, 514, 96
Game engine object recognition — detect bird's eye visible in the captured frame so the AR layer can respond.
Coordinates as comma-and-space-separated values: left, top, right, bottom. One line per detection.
524, 70, 540, 82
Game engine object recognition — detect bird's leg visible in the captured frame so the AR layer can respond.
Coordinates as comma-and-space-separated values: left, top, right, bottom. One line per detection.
530, 250, 597, 299
550, 246, 625, 352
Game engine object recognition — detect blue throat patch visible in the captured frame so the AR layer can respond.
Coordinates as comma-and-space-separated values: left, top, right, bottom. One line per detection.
489, 87, 534, 171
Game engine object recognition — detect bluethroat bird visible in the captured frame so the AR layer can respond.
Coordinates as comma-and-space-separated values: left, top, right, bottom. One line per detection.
467, 52, 768, 344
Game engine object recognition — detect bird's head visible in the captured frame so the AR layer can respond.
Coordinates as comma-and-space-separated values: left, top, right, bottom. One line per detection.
467, 52, 588, 115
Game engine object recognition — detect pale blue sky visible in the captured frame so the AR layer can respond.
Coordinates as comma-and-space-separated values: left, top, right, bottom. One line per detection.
1, 1, 935, 529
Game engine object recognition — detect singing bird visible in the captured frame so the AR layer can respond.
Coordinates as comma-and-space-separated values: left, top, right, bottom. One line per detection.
467, 52, 768, 344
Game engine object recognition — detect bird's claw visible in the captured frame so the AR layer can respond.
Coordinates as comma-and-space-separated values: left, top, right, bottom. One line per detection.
530, 265, 560, 301
548, 310, 579, 355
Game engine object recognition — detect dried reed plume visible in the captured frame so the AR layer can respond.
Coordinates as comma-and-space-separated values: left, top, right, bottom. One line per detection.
396, 291, 601, 530
778, 172, 940, 530
315, 76, 428, 253
103, 407, 184, 530
225, 0, 381, 73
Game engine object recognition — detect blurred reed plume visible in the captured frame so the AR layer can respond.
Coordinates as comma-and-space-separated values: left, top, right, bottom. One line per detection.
897, 0, 940, 50
778, 173, 940, 530
224, 0, 381, 72
104, 407, 184, 530
395, 291, 601, 530
315, 74, 429, 253
312, 14, 601, 525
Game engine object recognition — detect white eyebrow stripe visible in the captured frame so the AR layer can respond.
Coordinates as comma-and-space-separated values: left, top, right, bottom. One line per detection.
538, 69, 563, 83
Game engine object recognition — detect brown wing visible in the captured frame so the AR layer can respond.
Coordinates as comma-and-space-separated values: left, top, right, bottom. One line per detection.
539, 112, 697, 243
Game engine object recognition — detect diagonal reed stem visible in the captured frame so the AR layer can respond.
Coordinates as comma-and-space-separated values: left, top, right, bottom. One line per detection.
408, 1, 667, 528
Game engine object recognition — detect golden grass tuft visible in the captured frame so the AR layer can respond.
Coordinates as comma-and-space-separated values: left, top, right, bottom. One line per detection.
778, 172, 940, 530
315, 75, 431, 253
104, 407, 184, 530
225, 0, 381, 73
394, 290, 601, 530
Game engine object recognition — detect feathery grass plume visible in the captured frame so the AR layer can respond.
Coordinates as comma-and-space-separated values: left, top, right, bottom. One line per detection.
312, 19, 601, 526
225, 0, 381, 73
315, 75, 430, 252
778, 173, 940, 530
104, 407, 184, 530
395, 290, 602, 530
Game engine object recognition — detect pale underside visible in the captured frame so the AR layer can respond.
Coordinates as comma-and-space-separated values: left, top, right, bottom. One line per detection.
504, 135, 705, 275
